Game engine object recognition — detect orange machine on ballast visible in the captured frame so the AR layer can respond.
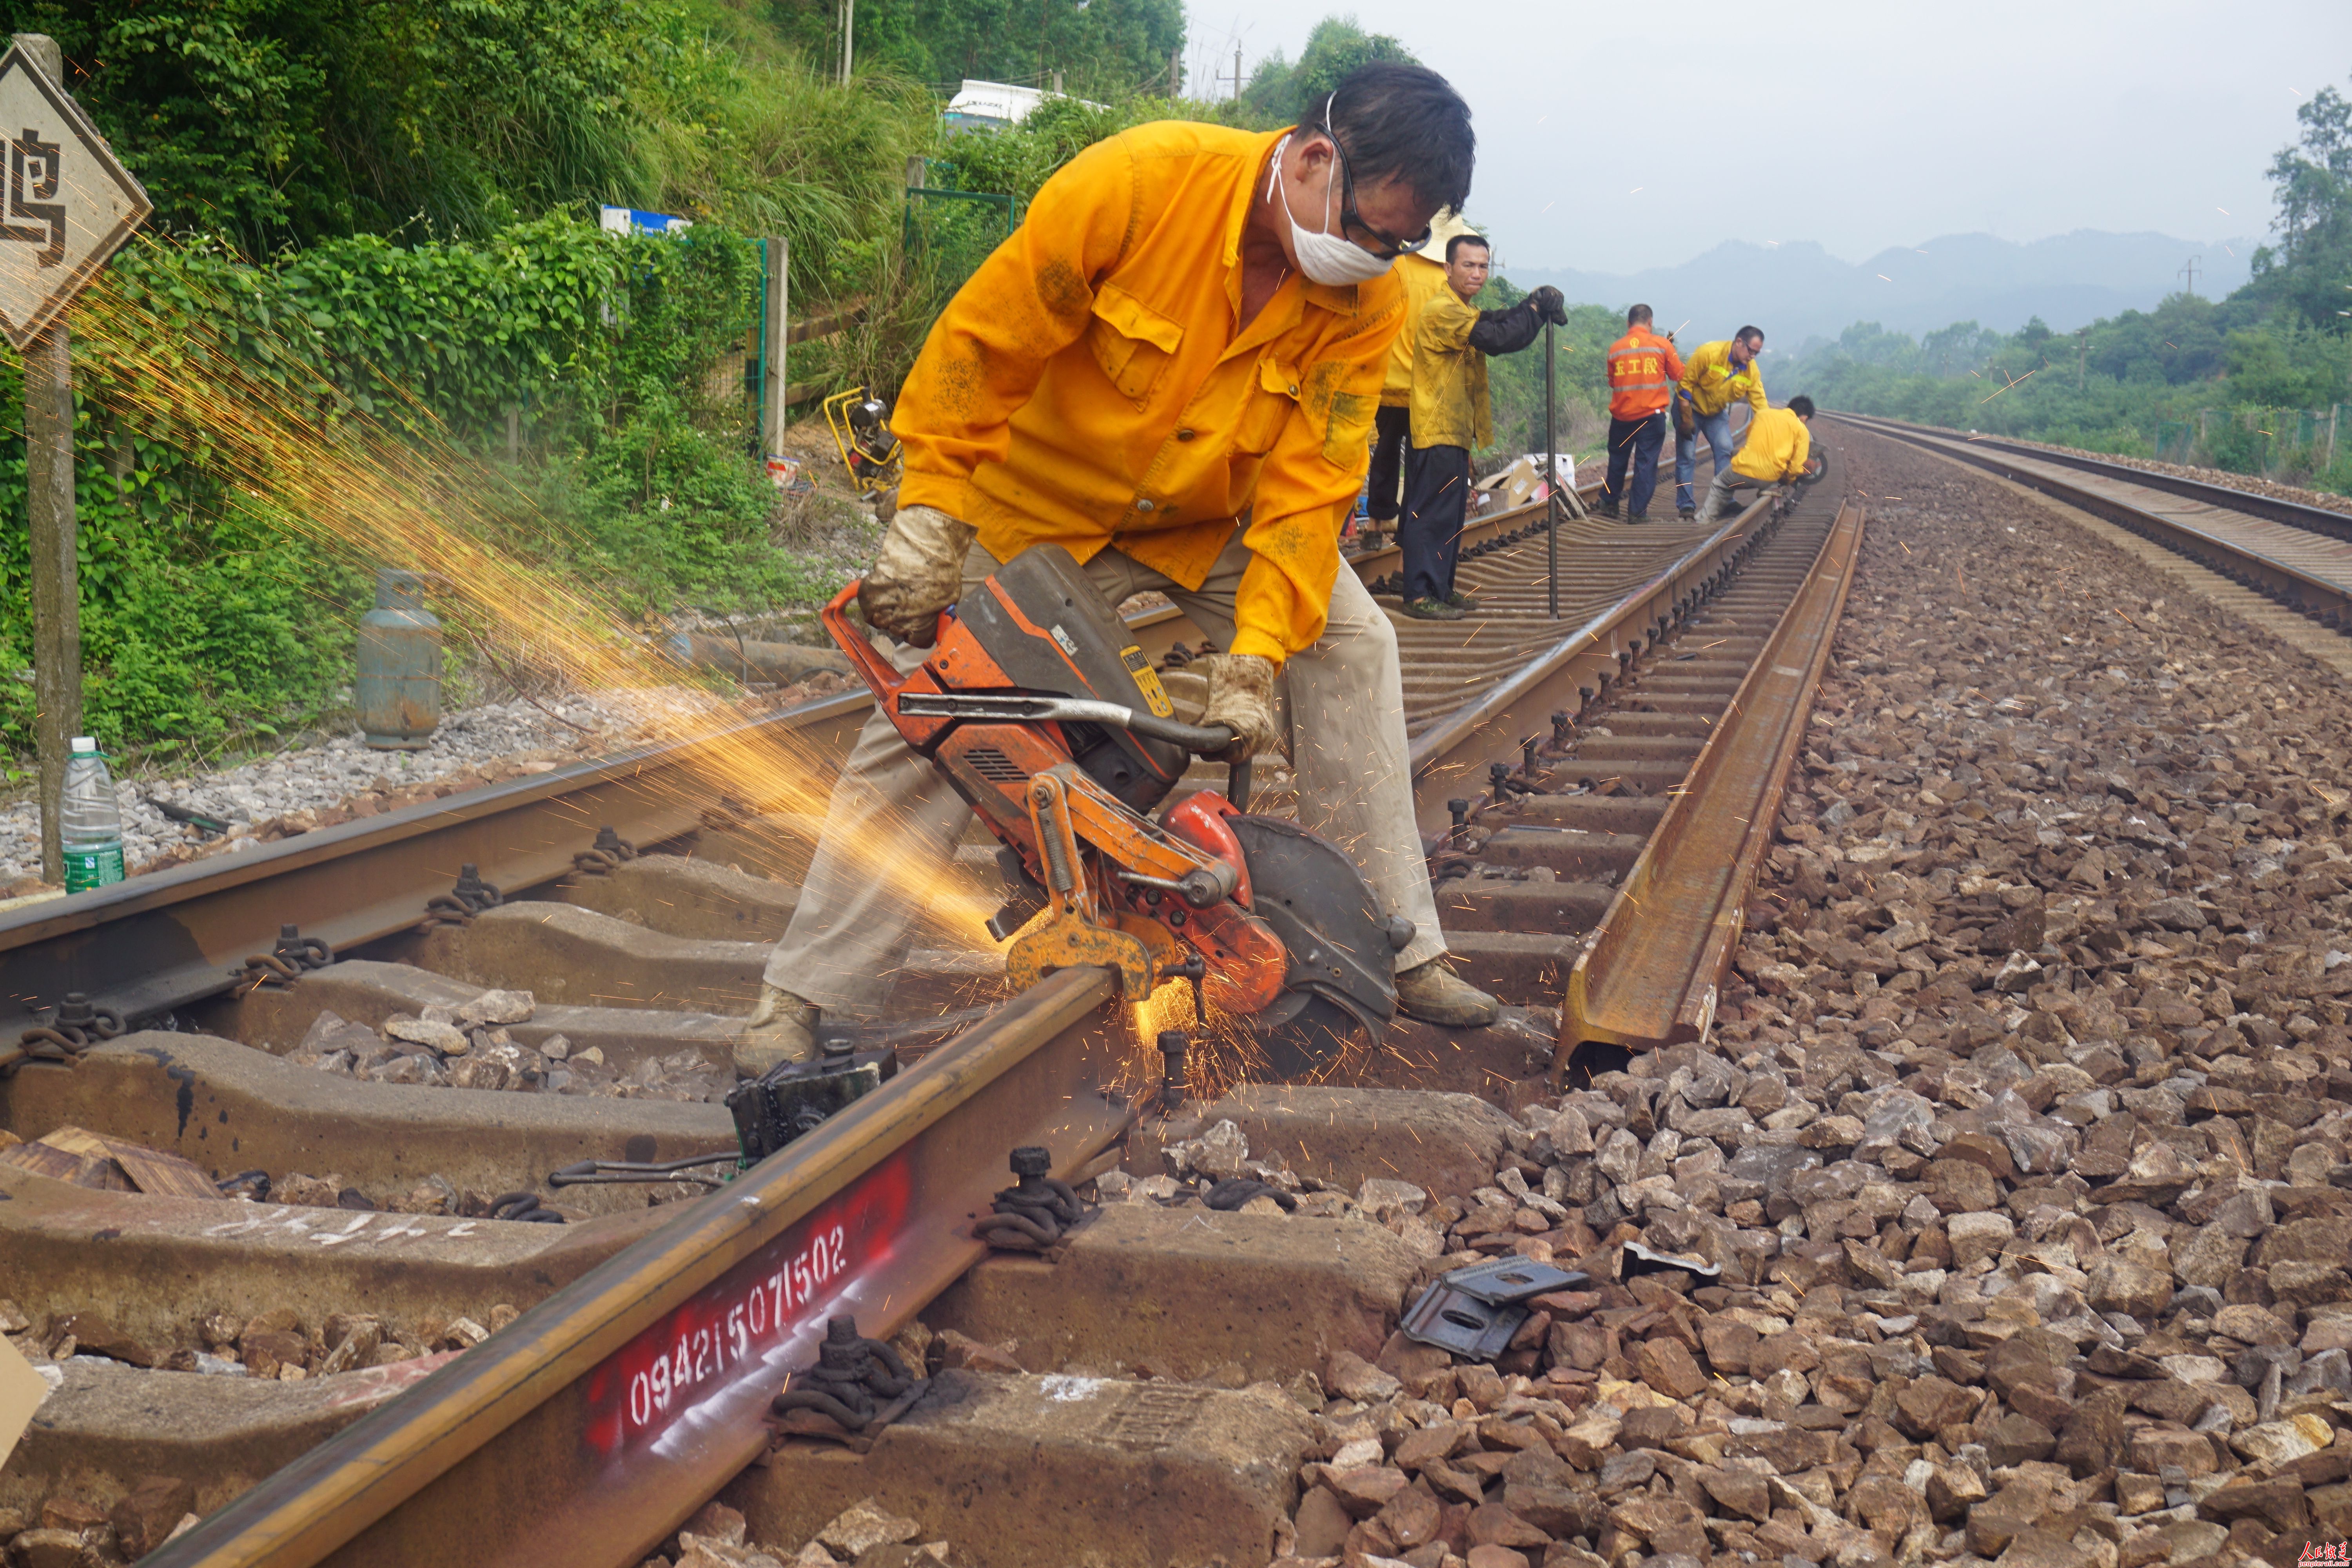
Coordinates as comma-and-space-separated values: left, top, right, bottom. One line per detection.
821, 545, 1411, 1069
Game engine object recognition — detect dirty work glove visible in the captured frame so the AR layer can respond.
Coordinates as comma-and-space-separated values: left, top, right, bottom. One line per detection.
1672, 399, 1696, 439
858, 504, 975, 647
1200, 653, 1283, 762
1527, 285, 1568, 326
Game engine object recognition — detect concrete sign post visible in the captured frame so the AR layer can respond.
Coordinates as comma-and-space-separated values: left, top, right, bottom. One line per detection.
0, 35, 150, 880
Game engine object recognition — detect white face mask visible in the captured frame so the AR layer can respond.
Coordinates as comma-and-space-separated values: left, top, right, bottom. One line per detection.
1265, 132, 1395, 287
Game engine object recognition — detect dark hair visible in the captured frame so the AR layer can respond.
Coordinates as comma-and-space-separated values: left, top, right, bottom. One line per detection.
1310, 64, 1475, 216
1789, 395, 1816, 418
1736, 325, 1764, 347
1627, 303, 1653, 325
1446, 233, 1490, 263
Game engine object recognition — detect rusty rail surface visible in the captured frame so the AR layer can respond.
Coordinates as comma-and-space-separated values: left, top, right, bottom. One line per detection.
1830, 413, 2352, 625
1557, 497, 1866, 1071
141, 966, 1131, 1568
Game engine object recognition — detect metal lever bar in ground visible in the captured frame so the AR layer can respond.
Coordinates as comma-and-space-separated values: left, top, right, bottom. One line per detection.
896, 692, 1237, 755
545, 1152, 743, 1187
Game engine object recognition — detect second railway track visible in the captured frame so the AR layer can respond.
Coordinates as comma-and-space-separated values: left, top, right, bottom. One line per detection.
1830, 412, 2352, 636
0, 446, 1864, 1568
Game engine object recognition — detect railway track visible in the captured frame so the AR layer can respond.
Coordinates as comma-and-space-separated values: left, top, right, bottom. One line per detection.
1830, 412, 2352, 633
0, 445, 1863, 1568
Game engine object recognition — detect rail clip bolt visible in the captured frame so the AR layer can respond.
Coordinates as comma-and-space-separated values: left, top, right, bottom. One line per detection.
1009, 1145, 1053, 1182
1552, 711, 1572, 744
1448, 799, 1469, 832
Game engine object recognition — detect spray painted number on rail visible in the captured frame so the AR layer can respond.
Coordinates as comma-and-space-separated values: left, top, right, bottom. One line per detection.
581, 1150, 913, 1455
624, 1225, 845, 1430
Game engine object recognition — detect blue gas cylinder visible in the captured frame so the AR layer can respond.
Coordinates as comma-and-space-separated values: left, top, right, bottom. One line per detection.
356, 569, 442, 750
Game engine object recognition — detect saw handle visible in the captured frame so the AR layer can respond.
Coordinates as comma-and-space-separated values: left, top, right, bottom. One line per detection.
822, 576, 922, 706
1089, 710, 1252, 810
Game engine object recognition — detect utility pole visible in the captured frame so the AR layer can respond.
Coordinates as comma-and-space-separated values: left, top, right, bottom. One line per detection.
1545, 321, 1560, 619
1169, 50, 1179, 99
760, 238, 789, 458
23, 132, 75, 880
838, 0, 854, 84
2179, 256, 2200, 298
2, 34, 151, 882
1232, 47, 1244, 103
2076, 327, 2088, 391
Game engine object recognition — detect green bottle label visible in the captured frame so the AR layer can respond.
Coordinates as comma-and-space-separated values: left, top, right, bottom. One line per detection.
63, 844, 126, 893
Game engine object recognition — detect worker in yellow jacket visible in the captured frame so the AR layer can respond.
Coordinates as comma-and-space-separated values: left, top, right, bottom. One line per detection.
1365, 210, 1479, 544
1401, 234, 1562, 618
1672, 327, 1767, 517
739, 68, 1503, 1074
1696, 395, 1820, 521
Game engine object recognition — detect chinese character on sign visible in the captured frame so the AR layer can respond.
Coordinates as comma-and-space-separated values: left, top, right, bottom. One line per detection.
0, 43, 149, 348
1, 127, 63, 265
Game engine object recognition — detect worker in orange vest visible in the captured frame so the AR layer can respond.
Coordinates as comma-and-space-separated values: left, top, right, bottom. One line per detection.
1597, 303, 1683, 523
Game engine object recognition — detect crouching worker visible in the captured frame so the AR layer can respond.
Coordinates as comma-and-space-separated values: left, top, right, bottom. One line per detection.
1695, 395, 1820, 522
736, 66, 1504, 1075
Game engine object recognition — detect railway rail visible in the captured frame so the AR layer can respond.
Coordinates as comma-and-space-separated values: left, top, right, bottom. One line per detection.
1830, 412, 2352, 633
1, 444, 1863, 1568
1829, 413, 2352, 544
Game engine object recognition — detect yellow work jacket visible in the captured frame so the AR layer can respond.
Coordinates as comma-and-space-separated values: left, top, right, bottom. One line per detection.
1731, 407, 1811, 482
893, 121, 1399, 666
1379, 252, 1451, 408
1679, 339, 1768, 417
1409, 291, 1491, 451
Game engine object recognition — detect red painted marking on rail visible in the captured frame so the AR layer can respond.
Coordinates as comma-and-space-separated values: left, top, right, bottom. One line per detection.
581, 1152, 914, 1456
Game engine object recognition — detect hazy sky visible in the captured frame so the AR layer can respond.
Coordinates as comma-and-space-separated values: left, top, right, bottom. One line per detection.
1180, 0, 2352, 275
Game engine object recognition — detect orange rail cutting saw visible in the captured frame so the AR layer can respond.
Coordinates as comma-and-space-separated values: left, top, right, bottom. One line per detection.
822, 545, 1410, 1068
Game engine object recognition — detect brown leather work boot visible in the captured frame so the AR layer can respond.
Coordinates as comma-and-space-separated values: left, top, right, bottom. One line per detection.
1394, 956, 1500, 1028
733, 983, 818, 1078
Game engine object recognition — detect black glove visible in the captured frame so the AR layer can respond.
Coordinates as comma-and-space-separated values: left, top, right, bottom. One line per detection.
1527, 285, 1568, 326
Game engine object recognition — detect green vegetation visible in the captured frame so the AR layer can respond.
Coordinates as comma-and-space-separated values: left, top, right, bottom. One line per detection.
764, 0, 1184, 101
1238, 17, 1416, 126
0, 1, 1446, 765
1782, 75, 2352, 493
1473, 278, 1619, 463
0, 0, 940, 759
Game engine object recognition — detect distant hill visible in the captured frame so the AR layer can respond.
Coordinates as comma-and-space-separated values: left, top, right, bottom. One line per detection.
1506, 231, 2258, 349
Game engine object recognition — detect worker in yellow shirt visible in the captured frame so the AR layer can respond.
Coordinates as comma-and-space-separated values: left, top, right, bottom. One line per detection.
1672, 326, 1768, 517
1364, 210, 1479, 546
1696, 395, 1820, 522
1401, 235, 1564, 619
738, 67, 1503, 1074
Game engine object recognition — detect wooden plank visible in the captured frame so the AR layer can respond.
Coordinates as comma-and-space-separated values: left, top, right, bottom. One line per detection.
0, 1139, 131, 1191
10, 1124, 225, 1198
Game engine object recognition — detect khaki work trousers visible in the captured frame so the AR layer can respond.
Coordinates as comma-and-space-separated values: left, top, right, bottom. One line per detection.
763, 529, 1448, 1019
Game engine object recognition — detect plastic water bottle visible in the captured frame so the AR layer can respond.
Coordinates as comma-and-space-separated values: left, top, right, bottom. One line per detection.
60, 737, 126, 893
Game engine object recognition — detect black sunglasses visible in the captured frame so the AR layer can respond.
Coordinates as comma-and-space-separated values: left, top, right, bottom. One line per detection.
1319, 127, 1434, 261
